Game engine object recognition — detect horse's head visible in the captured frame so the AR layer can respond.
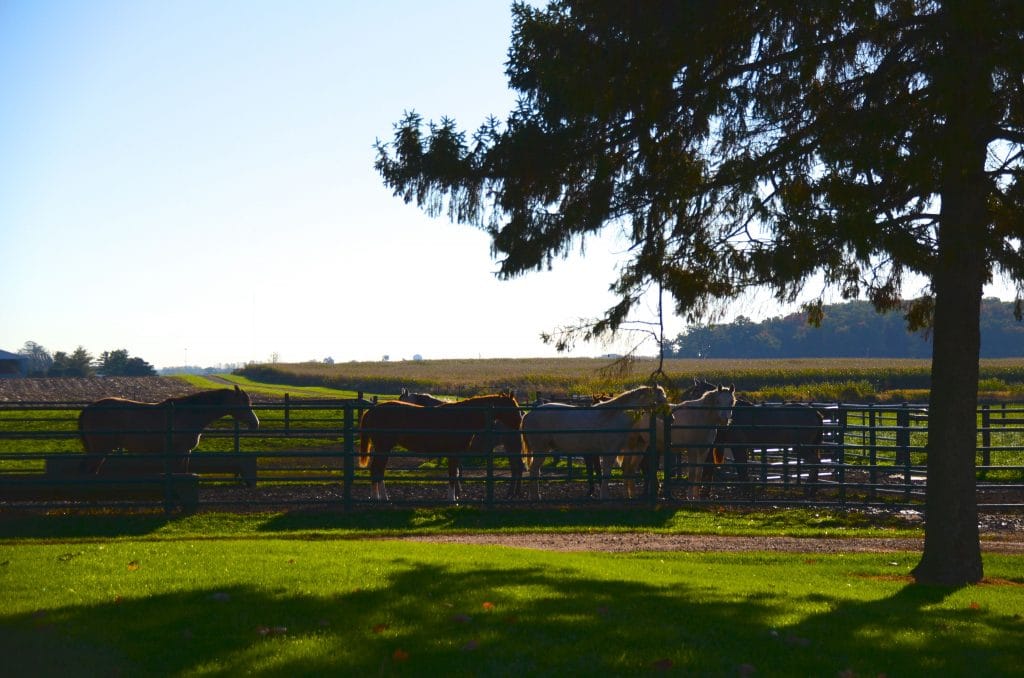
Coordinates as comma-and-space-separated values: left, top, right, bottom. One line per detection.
708, 385, 736, 426
227, 385, 260, 430
682, 377, 718, 401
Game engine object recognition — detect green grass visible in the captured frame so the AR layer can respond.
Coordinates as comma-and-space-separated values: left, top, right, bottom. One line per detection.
0, 506, 926, 541
177, 373, 388, 401
0, 528, 1021, 676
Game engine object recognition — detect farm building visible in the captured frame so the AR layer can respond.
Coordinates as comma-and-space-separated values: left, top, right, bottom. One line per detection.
0, 349, 28, 378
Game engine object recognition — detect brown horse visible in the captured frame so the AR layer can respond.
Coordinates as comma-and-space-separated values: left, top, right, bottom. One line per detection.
715, 400, 826, 494
78, 386, 260, 474
358, 393, 524, 502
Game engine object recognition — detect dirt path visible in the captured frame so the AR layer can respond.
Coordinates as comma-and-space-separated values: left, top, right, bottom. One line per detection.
395, 532, 1024, 553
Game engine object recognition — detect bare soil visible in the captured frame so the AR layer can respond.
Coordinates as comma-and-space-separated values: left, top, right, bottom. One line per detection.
0, 376, 205, 403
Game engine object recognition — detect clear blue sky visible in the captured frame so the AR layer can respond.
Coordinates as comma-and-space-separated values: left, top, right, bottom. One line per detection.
0, 1, 1013, 369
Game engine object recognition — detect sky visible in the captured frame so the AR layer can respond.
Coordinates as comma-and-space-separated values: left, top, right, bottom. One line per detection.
0, 2, 1014, 370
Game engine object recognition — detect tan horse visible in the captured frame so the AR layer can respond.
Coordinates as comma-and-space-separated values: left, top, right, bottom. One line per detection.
522, 385, 668, 499
619, 385, 735, 499
77, 386, 260, 475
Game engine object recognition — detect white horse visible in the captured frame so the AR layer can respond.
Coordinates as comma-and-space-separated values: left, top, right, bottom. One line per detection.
522, 385, 668, 500
619, 385, 736, 500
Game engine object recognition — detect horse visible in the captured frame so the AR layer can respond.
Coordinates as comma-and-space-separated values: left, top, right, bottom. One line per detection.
619, 385, 736, 500
398, 388, 447, 406
358, 393, 524, 502
77, 386, 260, 475
521, 385, 668, 500
714, 400, 826, 495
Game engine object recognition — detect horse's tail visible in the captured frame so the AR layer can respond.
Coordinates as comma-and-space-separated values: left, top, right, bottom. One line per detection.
358, 412, 372, 468
77, 405, 106, 474
521, 436, 533, 471
712, 447, 725, 465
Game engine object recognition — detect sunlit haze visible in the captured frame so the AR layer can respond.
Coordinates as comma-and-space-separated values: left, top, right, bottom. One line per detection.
0, 2, 1013, 369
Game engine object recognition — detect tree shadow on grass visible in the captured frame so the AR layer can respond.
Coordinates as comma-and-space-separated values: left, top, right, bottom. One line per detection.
0, 512, 172, 539
259, 505, 684, 534
1, 557, 1019, 676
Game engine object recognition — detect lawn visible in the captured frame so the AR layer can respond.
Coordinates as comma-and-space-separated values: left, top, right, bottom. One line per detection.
0, 510, 1021, 676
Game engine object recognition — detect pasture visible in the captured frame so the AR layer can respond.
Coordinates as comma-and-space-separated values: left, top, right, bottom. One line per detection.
235, 357, 1024, 402
1, 372, 1022, 675
0, 516, 1022, 676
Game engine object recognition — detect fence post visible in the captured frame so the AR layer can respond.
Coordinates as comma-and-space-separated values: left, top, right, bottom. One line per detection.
661, 411, 674, 500
895, 404, 911, 466
164, 402, 175, 513
897, 404, 914, 502
646, 409, 658, 505
868, 405, 877, 501
981, 404, 991, 471
837, 405, 847, 506
284, 393, 291, 437
343, 405, 354, 510
485, 406, 495, 507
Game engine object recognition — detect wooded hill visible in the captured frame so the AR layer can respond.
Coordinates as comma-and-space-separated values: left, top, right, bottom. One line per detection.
668, 299, 1024, 359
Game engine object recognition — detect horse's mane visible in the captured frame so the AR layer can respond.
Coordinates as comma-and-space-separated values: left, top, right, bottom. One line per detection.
595, 385, 665, 408
448, 393, 520, 408
684, 385, 734, 404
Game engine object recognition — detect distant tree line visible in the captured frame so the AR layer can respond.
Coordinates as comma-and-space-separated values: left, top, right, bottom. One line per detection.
16, 342, 156, 377
667, 299, 1024, 359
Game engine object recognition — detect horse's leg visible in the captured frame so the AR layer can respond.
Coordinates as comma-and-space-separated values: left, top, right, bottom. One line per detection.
802, 441, 820, 497
506, 453, 523, 499
529, 452, 545, 501
686, 448, 701, 500
599, 454, 616, 500
447, 458, 459, 503
583, 456, 594, 497
79, 451, 108, 475
729, 446, 751, 497
370, 455, 388, 501
622, 454, 636, 499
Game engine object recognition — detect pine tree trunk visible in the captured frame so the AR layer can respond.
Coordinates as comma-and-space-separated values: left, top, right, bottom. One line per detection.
912, 230, 984, 585
911, 0, 991, 586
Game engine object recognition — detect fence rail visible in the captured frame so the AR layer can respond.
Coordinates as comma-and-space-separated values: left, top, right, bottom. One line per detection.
0, 399, 1022, 512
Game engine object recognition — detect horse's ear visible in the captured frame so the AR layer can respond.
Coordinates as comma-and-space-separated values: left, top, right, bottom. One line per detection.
234, 385, 240, 392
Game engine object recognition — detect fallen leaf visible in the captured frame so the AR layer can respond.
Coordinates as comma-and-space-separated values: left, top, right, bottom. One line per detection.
372, 623, 390, 634
785, 634, 811, 647
392, 649, 409, 662
482, 601, 495, 611
127, 561, 140, 571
